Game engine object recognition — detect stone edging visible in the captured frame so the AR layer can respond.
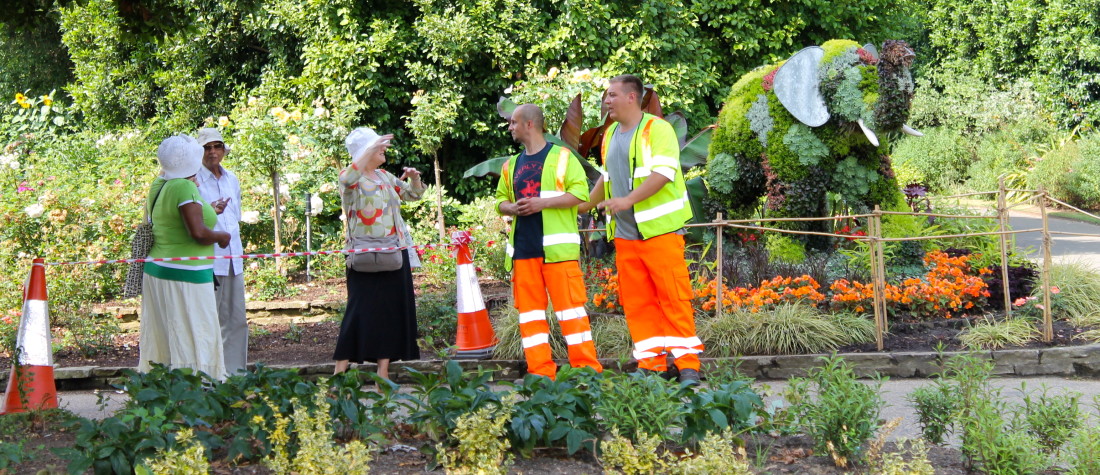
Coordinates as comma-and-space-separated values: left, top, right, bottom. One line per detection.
25, 344, 1100, 390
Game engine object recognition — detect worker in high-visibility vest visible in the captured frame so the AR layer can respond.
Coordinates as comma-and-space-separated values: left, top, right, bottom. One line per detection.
495, 104, 602, 379
582, 74, 703, 383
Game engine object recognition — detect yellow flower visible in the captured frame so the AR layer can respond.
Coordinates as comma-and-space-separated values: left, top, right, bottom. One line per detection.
19, 102, 29, 109
217, 116, 230, 127
14, 93, 25, 102
41, 96, 52, 106
269, 107, 289, 123
252, 415, 265, 425
289, 110, 302, 122
547, 66, 560, 80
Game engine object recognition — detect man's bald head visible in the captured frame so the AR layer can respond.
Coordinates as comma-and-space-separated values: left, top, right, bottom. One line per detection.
513, 104, 546, 133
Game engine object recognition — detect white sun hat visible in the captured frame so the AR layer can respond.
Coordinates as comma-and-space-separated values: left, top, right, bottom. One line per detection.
157, 134, 204, 179
344, 127, 382, 162
196, 127, 231, 152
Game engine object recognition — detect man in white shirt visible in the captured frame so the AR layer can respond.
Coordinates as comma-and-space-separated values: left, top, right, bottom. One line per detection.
195, 127, 248, 375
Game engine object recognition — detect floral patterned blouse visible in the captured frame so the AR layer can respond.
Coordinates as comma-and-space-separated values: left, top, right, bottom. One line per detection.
338, 163, 425, 248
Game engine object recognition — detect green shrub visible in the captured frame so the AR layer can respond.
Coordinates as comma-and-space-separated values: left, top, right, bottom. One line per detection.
245, 261, 300, 300
796, 355, 885, 467
1063, 424, 1100, 475
1020, 386, 1081, 453
959, 395, 1050, 475
1027, 131, 1083, 205
1063, 132, 1100, 209
598, 429, 664, 475
405, 361, 504, 443
907, 380, 958, 445
891, 127, 971, 193
682, 380, 765, 443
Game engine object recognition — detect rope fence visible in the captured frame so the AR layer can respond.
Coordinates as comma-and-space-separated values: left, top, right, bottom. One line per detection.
31, 180, 1100, 352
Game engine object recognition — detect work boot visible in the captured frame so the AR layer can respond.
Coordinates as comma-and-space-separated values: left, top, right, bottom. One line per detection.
678, 368, 701, 385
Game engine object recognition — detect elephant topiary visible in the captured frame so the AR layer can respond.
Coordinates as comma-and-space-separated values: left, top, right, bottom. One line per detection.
706, 39, 922, 251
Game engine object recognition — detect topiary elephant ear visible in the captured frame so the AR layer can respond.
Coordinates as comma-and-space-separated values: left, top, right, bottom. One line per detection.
773, 46, 829, 127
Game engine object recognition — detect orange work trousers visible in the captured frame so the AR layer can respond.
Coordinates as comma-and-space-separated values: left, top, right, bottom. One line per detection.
615, 233, 703, 372
513, 258, 602, 379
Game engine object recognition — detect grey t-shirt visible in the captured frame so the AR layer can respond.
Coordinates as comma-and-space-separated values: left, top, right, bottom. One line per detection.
607, 124, 642, 240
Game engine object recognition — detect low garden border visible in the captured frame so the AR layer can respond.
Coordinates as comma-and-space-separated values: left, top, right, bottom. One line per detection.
36, 343, 1100, 390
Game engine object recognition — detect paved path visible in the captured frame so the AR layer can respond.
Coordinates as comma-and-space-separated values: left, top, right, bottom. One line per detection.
58, 375, 1100, 444
1009, 212, 1100, 269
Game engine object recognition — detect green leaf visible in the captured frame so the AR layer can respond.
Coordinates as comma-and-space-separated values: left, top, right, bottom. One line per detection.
680, 125, 715, 169
496, 96, 517, 119
666, 111, 688, 147
462, 155, 509, 179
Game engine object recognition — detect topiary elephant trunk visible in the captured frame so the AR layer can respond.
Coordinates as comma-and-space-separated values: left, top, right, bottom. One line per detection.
706, 39, 922, 255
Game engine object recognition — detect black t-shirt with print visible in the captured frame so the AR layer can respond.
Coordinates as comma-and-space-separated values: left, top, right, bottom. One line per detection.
512, 143, 550, 260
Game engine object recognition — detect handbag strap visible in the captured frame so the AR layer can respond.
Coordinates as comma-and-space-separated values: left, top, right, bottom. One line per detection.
144, 181, 167, 224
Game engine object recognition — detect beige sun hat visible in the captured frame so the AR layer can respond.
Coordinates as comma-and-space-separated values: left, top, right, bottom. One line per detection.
345, 127, 383, 162
196, 127, 231, 152
157, 134, 203, 179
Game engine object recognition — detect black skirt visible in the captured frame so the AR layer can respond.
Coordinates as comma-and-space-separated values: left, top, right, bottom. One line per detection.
333, 250, 420, 363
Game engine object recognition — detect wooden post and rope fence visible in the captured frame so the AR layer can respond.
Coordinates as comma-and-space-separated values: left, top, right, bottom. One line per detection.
579, 187, 1090, 349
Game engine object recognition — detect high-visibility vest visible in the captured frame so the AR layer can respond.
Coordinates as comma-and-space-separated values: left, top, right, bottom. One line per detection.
600, 113, 692, 240
496, 144, 586, 270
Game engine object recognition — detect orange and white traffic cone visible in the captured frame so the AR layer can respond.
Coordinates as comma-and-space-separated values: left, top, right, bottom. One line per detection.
452, 231, 496, 359
2, 258, 58, 414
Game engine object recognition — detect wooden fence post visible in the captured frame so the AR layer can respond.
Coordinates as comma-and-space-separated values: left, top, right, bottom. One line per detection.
997, 177, 1012, 318
871, 206, 886, 351
1038, 186, 1054, 342
715, 213, 724, 320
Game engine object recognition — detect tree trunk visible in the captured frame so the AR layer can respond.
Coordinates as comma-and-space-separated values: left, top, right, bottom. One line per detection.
433, 151, 445, 241
271, 170, 283, 274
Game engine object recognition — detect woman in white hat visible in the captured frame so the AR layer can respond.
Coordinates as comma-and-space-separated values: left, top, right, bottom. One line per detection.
333, 127, 426, 378
138, 134, 231, 380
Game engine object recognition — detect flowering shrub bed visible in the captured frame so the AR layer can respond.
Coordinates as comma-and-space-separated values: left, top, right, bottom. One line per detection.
830, 250, 991, 319
695, 275, 826, 313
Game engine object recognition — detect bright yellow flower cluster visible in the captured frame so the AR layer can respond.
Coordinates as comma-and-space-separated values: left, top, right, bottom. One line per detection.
14, 92, 29, 109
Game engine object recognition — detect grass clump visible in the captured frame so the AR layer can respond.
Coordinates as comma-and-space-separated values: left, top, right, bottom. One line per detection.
699, 304, 870, 356
1046, 261, 1100, 325
958, 317, 1036, 350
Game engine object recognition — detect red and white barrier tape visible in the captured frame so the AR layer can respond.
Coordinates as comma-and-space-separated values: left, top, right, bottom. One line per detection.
44, 241, 460, 267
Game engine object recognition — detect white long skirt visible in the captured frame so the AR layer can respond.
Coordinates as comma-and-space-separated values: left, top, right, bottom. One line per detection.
138, 273, 226, 380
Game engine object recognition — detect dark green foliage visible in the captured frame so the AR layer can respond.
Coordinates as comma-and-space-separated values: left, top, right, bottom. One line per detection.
682, 380, 766, 443
405, 360, 504, 442
59, 364, 394, 473
919, 0, 1100, 128
507, 367, 602, 456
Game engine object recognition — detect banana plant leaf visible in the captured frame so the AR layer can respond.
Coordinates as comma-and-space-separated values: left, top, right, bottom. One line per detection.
680, 124, 716, 170
462, 134, 602, 183
685, 176, 709, 242
496, 96, 518, 119
665, 111, 688, 147
560, 94, 584, 152
462, 155, 510, 179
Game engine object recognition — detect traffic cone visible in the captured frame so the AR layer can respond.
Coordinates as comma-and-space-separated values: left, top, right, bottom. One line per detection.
452, 231, 496, 359
2, 259, 58, 414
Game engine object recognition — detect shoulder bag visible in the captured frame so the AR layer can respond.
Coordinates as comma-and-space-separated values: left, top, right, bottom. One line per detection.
121, 184, 165, 298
